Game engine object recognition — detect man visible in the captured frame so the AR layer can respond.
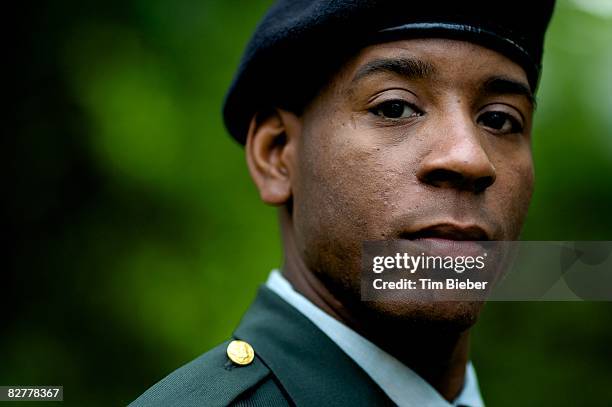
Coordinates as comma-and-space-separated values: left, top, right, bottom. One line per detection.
132, 1, 555, 406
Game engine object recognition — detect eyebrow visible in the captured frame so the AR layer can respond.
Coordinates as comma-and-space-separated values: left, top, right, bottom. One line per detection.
482, 76, 536, 108
351, 57, 436, 84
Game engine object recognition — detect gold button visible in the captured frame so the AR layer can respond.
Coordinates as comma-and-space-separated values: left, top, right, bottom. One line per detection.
227, 340, 255, 366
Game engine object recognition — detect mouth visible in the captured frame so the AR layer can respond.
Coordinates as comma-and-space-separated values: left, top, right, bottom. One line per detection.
399, 223, 491, 257
400, 223, 491, 241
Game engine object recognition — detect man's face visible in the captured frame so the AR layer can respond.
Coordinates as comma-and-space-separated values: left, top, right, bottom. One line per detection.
288, 39, 535, 326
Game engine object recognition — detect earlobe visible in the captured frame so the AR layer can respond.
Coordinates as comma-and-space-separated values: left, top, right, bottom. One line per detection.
245, 109, 298, 206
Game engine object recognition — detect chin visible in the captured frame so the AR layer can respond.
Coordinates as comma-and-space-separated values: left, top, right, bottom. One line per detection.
359, 299, 483, 334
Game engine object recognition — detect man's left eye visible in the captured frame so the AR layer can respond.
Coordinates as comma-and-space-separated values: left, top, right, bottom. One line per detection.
477, 111, 523, 134
370, 100, 421, 119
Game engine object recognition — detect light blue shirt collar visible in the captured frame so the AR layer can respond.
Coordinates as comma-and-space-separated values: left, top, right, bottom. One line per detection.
266, 270, 484, 407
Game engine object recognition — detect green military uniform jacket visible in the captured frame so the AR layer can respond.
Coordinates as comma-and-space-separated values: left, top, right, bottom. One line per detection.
130, 286, 395, 406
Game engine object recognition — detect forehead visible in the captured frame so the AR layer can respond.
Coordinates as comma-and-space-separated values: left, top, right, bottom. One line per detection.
334, 38, 529, 91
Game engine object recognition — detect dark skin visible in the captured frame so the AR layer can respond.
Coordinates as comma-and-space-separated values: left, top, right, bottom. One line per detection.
245, 39, 535, 402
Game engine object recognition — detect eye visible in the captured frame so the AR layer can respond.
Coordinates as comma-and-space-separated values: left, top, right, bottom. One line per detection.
478, 111, 523, 134
370, 100, 421, 119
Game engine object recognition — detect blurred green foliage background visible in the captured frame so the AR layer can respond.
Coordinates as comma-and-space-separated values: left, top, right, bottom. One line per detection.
5, 0, 612, 406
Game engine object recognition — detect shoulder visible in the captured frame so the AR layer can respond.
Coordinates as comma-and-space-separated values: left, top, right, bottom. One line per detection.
129, 340, 288, 407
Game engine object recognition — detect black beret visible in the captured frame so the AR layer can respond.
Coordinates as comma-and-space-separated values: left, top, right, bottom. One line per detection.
223, 0, 556, 144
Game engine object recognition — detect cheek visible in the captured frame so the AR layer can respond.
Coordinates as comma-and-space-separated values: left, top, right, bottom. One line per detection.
493, 150, 534, 238
301, 132, 386, 229
291, 121, 400, 266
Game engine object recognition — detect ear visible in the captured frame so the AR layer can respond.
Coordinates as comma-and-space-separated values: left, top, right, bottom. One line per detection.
245, 108, 300, 205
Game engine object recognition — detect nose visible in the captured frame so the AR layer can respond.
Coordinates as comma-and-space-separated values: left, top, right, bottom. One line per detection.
416, 118, 496, 193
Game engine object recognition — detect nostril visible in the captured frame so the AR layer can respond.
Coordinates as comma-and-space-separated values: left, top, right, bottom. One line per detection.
420, 169, 495, 192
422, 169, 464, 187
474, 175, 495, 193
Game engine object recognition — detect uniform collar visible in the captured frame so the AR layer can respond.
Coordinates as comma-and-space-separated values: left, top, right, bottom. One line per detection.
265, 270, 485, 407
234, 283, 395, 407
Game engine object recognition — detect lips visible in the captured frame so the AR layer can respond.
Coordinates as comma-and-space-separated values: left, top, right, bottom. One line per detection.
400, 223, 491, 257
402, 223, 490, 241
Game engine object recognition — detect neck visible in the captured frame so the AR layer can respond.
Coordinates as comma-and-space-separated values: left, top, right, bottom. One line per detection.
279, 209, 470, 402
